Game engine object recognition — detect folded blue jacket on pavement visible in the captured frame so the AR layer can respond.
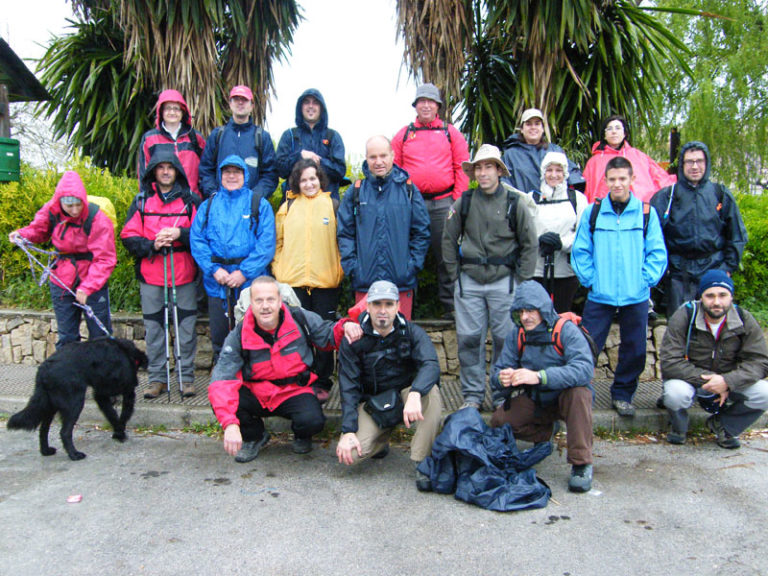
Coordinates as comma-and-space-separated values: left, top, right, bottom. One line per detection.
417, 408, 552, 512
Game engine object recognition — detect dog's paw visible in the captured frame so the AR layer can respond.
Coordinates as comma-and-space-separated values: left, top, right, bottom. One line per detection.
112, 431, 127, 442
40, 447, 57, 456
68, 451, 87, 461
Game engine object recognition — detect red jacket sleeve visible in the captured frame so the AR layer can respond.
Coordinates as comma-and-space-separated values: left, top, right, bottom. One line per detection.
16, 201, 56, 244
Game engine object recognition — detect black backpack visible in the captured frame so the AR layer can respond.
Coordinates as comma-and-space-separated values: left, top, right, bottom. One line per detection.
48, 203, 101, 239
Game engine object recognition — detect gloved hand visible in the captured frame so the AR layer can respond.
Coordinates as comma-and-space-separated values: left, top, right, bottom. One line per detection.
538, 232, 563, 256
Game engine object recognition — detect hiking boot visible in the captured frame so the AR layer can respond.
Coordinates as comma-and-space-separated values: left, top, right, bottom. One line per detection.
612, 399, 636, 417
234, 433, 270, 463
372, 444, 390, 460
144, 381, 165, 399
181, 382, 196, 398
415, 467, 432, 492
706, 415, 741, 449
292, 436, 313, 454
666, 431, 686, 445
568, 464, 593, 493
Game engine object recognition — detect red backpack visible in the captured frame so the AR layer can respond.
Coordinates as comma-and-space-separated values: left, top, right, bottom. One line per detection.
517, 312, 599, 366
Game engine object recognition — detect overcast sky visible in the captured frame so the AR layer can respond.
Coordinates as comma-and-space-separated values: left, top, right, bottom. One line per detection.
1, 0, 420, 168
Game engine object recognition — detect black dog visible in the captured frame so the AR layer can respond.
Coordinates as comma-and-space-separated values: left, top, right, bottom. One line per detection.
7, 338, 148, 460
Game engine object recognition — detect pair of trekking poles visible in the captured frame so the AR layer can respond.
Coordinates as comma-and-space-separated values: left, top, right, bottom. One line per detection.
161, 246, 186, 403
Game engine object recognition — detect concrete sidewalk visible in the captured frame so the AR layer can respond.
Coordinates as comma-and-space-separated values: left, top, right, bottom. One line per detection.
4, 362, 763, 433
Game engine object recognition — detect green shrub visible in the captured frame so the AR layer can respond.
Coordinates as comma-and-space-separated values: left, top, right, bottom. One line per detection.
733, 193, 768, 323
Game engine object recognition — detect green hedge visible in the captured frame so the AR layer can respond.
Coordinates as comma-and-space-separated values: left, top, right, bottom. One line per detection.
2, 162, 768, 320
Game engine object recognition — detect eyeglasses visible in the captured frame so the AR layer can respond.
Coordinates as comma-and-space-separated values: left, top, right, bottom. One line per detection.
163, 105, 182, 112
604, 125, 624, 133
683, 159, 706, 167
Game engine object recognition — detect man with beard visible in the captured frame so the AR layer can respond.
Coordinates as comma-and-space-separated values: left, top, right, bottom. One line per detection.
661, 270, 768, 448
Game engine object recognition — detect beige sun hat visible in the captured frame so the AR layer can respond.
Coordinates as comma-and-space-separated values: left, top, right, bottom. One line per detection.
461, 144, 511, 179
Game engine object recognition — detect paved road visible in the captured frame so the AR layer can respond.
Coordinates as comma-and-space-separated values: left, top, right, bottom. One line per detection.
2, 422, 767, 576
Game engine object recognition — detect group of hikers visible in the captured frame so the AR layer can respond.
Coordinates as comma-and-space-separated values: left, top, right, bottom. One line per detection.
9, 82, 768, 496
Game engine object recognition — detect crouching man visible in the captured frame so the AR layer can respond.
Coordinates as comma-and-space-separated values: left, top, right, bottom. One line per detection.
490, 281, 595, 493
662, 270, 768, 448
336, 281, 442, 490
209, 276, 361, 462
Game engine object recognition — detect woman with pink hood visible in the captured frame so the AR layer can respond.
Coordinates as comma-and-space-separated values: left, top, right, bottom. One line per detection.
138, 89, 206, 198
583, 115, 675, 203
9, 171, 117, 348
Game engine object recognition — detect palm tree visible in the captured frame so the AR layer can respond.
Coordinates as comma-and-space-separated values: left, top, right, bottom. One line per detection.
397, 0, 691, 160
38, 0, 301, 173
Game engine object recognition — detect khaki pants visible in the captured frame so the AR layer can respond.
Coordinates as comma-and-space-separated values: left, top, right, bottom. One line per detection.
349, 386, 442, 464
491, 386, 593, 466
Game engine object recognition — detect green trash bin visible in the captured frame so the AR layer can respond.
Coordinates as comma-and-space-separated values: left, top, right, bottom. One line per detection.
0, 137, 20, 182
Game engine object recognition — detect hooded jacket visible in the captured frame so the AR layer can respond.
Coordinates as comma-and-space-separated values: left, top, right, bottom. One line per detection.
661, 301, 768, 393
582, 140, 676, 203
275, 89, 346, 198
121, 149, 200, 286
490, 281, 594, 408
649, 141, 748, 277
571, 192, 668, 306
501, 133, 585, 194
338, 311, 440, 433
16, 171, 116, 295
208, 304, 350, 427
336, 162, 430, 291
138, 90, 206, 198
190, 155, 276, 300
392, 114, 470, 200
198, 118, 278, 199
272, 189, 343, 289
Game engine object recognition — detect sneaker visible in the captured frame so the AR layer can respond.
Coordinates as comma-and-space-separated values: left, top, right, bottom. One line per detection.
181, 382, 196, 398
706, 415, 741, 449
372, 444, 390, 459
415, 468, 432, 492
235, 433, 271, 463
666, 431, 686, 445
144, 381, 165, 399
459, 401, 481, 411
568, 464, 593, 493
612, 399, 636, 417
292, 436, 313, 454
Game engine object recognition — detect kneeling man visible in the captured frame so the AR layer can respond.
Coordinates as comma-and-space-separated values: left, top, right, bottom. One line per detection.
662, 270, 768, 448
209, 276, 360, 462
336, 281, 442, 489
490, 280, 595, 493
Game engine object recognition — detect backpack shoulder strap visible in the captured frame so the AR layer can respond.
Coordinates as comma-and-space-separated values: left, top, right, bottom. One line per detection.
189, 128, 203, 158
214, 126, 225, 165
550, 317, 568, 356
506, 188, 519, 234
458, 189, 474, 242
684, 300, 698, 361
352, 179, 362, 215
254, 125, 263, 156
567, 187, 578, 214
406, 178, 414, 202
402, 123, 416, 143
588, 198, 603, 236
250, 190, 262, 232
516, 325, 526, 357
642, 201, 651, 237
82, 203, 101, 235
288, 306, 311, 341
202, 193, 216, 231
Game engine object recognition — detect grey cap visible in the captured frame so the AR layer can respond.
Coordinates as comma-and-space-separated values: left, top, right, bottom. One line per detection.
367, 280, 400, 302
412, 83, 443, 108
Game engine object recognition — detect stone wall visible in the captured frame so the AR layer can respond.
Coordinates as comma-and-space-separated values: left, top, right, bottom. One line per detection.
0, 309, 664, 381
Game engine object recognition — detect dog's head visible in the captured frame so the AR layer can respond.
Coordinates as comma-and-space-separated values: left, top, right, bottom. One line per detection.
113, 338, 149, 371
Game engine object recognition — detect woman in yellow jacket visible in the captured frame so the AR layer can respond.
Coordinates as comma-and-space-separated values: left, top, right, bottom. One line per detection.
273, 159, 344, 400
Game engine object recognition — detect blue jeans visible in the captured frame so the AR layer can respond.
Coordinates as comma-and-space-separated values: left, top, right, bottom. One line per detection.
50, 282, 112, 349
581, 299, 648, 403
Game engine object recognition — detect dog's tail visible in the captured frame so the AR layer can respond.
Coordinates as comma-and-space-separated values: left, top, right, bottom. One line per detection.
7, 374, 51, 431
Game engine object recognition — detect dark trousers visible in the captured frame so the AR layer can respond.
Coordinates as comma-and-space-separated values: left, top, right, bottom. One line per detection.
294, 286, 340, 391
425, 196, 455, 312
490, 387, 594, 465
209, 294, 236, 358
50, 282, 112, 349
533, 275, 580, 314
581, 299, 648, 403
235, 386, 325, 442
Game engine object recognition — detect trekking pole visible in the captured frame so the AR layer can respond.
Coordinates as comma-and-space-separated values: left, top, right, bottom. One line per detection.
544, 253, 555, 302
13, 236, 111, 337
162, 248, 172, 402
168, 246, 185, 401
226, 287, 236, 331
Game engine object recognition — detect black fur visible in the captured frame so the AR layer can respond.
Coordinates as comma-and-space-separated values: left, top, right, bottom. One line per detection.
7, 338, 148, 460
